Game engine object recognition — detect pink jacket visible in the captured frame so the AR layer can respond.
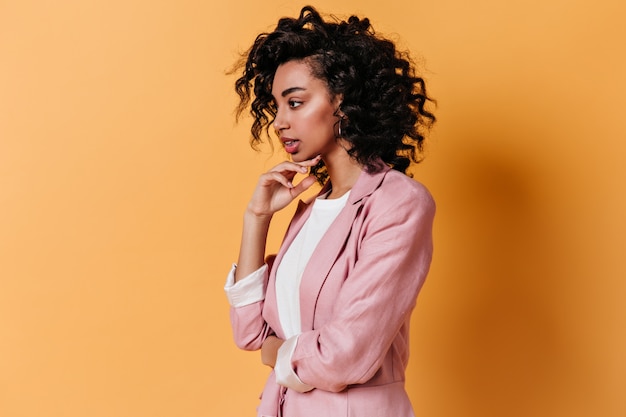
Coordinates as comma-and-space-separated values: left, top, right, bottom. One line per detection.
230, 165, 435, 417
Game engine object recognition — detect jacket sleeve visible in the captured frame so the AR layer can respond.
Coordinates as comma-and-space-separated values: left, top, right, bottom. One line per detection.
229, 302, 273, 351
291, 184, 435, 392
228, 257, 276, 351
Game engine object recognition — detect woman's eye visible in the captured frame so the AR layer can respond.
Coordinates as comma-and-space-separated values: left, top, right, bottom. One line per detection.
288, 100, 303, 108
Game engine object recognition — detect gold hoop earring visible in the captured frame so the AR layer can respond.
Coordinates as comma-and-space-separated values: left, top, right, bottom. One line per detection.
337, 116, 346, 138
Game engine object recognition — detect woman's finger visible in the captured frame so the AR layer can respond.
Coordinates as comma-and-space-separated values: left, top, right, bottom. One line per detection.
268, 161, 308, 175
290, 175, 317, 196
260, 171, 295, 189
268, 155, 322, 174
297, 154, 322, 167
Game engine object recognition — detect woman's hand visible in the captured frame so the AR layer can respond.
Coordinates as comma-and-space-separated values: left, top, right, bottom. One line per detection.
261, 335, 285, 368
234, 155, 320, 282
246, 155, 321, 219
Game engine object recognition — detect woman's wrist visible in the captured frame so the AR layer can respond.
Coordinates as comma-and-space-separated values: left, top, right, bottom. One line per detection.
235, 209, 272, 282
244, 206, 273, 223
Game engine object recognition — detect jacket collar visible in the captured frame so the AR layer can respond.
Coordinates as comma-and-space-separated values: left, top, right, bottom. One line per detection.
311, 164, 390, 205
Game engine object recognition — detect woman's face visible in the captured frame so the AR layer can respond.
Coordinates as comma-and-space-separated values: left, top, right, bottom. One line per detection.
271, 60, 343, 162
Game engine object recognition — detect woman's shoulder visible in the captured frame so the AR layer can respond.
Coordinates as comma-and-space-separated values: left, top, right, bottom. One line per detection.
357, 169, 435, 230
375, 169, 435, 209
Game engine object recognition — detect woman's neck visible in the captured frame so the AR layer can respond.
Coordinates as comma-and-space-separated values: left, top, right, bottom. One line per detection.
323, 149, 362, 199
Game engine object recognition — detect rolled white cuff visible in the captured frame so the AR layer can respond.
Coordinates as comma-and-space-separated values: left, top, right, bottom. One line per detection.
223, 263, 268, 307
274, 335, 314, 393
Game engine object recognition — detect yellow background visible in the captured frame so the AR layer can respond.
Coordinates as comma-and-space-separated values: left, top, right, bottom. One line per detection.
1, 1, 624, 416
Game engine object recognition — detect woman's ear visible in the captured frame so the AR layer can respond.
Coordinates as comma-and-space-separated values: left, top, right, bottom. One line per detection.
332, 94, 344, 117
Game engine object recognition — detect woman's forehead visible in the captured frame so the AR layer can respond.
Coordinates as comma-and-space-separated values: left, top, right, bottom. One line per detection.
272, 61, 323, 95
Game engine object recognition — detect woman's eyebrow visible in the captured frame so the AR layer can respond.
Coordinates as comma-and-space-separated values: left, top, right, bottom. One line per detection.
281, 86, 306, 97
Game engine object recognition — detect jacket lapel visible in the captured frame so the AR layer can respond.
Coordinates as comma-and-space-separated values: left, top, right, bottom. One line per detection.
299, 166, 390, 331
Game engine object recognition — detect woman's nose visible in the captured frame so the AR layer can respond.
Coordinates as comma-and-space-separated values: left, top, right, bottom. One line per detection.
273, 108, 288, 132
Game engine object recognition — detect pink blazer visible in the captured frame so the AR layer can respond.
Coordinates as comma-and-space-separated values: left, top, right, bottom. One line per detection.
230, 165, 435, 417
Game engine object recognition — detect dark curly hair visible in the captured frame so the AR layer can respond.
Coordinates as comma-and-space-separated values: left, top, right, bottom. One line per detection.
233, 5, 436, 182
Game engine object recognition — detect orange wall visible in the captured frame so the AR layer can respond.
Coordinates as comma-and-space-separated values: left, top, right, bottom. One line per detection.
1, 1, 624, 416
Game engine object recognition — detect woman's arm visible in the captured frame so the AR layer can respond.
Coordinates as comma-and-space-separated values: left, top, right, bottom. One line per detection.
228, 156, 320, 350
234, 211, 272, 282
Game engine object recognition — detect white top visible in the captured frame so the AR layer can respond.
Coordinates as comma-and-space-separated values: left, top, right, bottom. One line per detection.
275, 190, 350, 338
224, 190, 350, 392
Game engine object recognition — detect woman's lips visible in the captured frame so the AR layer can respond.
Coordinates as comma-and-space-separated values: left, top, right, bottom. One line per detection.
282, 139, 300, 154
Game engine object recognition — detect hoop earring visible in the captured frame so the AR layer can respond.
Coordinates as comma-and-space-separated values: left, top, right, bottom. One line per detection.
337, 116, 346, 138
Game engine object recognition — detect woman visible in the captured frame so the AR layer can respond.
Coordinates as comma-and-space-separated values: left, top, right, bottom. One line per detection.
224, 6, 436, 416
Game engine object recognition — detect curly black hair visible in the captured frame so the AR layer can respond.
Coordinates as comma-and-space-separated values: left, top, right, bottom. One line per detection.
233, 5, 435, 182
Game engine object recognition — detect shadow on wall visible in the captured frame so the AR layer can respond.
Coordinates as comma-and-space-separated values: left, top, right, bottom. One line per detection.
412, 134, 582, 417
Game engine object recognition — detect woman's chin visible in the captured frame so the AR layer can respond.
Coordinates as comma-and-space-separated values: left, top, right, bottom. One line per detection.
289, 153, 310, 163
